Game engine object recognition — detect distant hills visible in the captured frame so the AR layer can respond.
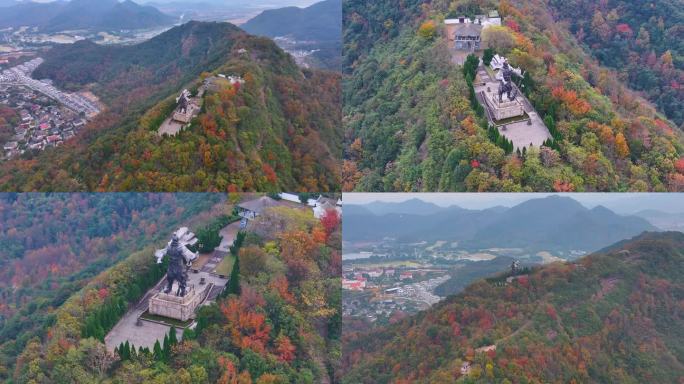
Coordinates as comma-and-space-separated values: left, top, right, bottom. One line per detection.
241, 0, 341, 70
241, 0, 341, 42
32, 20, 246, 95
342, 231, 684, 382
356, 198, 445, 216
345, 196, 657, 252
0, 0, 175, 31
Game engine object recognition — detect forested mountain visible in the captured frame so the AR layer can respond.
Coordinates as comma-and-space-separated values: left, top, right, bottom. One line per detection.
0, 193, 225, 380
242, 0, 342, 70
0, 0, 175, 31
10, 200, 342, 384
547, 0, 684, 127
242, 0, 341, 42
342, 0, 684, 192
344, 196, 655, 252
0, 21, 341, 192
342, 231, 684, 383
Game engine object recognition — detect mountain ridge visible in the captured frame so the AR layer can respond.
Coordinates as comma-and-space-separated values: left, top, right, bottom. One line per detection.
0, 0, 175, 31
241, 0, 341, 42
344, 196, 657, 252
342, 231, 684, 383
0, 21, 341, 192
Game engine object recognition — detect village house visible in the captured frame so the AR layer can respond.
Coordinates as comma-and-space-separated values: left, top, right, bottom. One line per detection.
311, 195, 342, 219
445, 18, 483, 51
367, 269, 383, 278
444, 10, 502, 51
237, 196, 281, 219
342, 279, 366, 291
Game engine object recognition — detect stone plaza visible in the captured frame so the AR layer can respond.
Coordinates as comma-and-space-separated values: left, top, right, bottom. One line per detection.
474, 63, 551, 149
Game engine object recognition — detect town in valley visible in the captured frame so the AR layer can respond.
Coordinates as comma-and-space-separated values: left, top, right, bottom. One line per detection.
0, 57, 100, 159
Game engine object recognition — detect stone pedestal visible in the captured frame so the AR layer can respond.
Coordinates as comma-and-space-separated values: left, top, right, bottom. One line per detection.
149, 284, 203, 321
485, 90, 524, 121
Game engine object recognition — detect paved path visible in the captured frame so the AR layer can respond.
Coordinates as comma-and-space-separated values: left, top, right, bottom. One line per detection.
202, 250, 229, 273
216, 221, 241, 252
104, 277, 180, 352
157, 117, 184, 136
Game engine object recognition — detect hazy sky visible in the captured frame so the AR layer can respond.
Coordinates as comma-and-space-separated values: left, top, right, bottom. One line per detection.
344, 193, 684, 214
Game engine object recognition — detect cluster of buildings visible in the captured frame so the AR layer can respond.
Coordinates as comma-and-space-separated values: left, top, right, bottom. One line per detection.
272, 36, 320, 68
0, 58, 100, 116
0, 57, 100, 159
1, 85, 87, 159
444, 10, 501, 51
342, 265, 450, 322
235, 193, 342, 223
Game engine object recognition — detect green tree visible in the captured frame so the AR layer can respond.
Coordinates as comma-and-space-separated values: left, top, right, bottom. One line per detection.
227, 253, 241, 295
153, 340, 163, 361
168, 326, 178, 346
483, 48, 495, 66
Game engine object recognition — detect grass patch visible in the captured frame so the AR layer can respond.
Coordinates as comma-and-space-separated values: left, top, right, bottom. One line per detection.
214, 254, 236, 276
140, 310, 194, 328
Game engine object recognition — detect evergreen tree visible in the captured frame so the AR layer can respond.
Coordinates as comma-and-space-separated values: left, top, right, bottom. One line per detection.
169, 326, 178, 346
228, 254, 241, 295
182, 327, 195, 340
153, 340, 163, 361
483, 48, 495, 66
123, 341, 131, 360
163, 334, 170, 362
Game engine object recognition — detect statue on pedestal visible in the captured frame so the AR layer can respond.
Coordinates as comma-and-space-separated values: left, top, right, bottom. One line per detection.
498, 62, 523, 103
155, 229, 198, 297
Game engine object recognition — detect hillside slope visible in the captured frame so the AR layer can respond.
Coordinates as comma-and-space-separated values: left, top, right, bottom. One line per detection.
0, 21, 341, 192
342, 231, 684, 383
11, 201, 342, 384
0, 193, 225, 380
546, 0, 684, 127
342, 0, 684, 192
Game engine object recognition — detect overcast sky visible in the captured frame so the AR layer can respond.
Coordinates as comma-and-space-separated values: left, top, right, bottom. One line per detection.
344, 193, 684, 214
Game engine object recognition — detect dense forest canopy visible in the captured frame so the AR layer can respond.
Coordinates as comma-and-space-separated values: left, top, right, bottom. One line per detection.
0, 21, 341, 192
342, 231, 684, 383
9, 199, 342, 384
547, 0, 684, 127
0, 193, 226, 381
342, 0, 684, 192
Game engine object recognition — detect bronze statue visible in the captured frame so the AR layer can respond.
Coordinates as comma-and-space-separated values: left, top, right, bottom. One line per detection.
155, 230, 198, 297
498, 62, 522, 102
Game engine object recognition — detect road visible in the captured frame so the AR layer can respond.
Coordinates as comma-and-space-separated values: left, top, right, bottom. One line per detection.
0, 58, 100, 116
